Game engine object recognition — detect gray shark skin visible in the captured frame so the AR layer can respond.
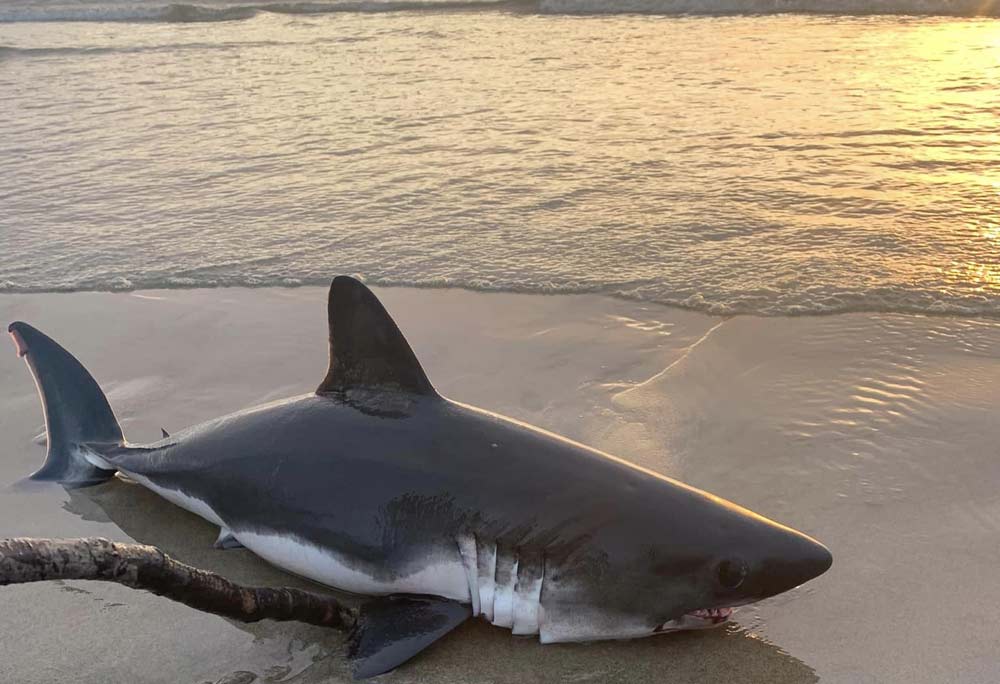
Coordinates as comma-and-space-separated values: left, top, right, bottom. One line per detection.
7, 277, 832, 679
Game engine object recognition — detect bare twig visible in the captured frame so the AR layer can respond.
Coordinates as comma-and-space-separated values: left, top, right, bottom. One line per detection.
0, 537, 356, 630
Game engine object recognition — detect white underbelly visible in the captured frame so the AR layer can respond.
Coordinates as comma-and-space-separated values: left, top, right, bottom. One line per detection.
122, 469, 548, 635
237, 529, 472, 602
236, 528, 547, 636
122, 470, 470, 601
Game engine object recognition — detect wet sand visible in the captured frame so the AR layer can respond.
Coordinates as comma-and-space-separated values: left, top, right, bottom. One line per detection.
1, 286, 999, 683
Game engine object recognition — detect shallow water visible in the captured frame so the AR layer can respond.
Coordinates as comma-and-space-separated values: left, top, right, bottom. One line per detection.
2, 10, 1000, 315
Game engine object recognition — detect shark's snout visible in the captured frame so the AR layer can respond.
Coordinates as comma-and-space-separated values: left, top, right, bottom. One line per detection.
801, 537, 833, 579
756, 531, 832, 599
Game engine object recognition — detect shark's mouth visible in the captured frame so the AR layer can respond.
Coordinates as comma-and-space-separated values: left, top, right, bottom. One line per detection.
685, 607, 733, 624
655, 607, 734, 633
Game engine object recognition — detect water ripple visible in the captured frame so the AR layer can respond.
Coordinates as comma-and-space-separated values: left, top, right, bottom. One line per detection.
1, 13, 1000, 317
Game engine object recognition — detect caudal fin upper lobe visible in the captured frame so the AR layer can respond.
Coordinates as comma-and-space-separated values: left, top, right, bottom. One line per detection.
8, 322, 122, 486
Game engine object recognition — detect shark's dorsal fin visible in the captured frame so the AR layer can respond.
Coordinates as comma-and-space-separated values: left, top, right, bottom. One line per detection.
317, 276, 436, 397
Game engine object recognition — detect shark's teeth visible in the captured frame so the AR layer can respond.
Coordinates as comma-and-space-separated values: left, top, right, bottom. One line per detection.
687, 607, 734, 620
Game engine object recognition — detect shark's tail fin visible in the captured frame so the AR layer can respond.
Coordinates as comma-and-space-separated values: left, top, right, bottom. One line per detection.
8, 322, 121, 486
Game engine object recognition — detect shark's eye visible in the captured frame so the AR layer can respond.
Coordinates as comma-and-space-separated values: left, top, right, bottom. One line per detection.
717, 559, 748, 590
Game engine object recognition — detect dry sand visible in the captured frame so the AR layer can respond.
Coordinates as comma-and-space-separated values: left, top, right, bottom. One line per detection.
1, 286, 999, 683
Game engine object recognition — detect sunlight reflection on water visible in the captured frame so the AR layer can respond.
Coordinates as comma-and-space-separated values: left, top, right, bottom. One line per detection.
1, 13, 999, 316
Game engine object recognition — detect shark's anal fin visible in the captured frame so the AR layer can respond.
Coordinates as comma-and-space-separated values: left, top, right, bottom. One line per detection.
160, 427, 170, 439
348, 595, 471, 680
213, 528, 243, 550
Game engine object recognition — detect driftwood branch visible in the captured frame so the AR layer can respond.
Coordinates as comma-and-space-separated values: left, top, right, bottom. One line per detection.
0, 537, 356, 630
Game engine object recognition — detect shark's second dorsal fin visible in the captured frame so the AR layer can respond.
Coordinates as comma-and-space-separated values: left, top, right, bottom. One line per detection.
317, 276, 436, 397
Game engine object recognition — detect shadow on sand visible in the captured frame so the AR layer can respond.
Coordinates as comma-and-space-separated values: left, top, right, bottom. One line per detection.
64, 479, 819, 684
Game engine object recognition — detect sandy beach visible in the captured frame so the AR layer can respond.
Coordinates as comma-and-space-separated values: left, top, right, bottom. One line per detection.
1, 285, 998, 683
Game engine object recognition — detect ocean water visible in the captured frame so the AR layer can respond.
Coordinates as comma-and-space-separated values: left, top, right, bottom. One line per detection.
1, 3, 998, 316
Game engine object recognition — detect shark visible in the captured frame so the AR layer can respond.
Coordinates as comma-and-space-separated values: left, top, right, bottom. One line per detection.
7, 276, 831, 678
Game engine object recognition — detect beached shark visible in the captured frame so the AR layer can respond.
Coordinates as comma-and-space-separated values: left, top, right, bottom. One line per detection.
7, 276, 831, 678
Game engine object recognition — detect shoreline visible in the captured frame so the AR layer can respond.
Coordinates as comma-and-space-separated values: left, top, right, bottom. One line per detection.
2, 285, 1000, 682
3, 281, 1000, 322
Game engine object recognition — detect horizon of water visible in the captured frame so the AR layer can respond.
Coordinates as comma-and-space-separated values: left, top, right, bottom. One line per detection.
2, 7, 999, 316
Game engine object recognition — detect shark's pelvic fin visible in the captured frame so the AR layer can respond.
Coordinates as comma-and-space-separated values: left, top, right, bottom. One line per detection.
317, 276, 436, 397
214, 528, 243, 550
160, 427, 170, 439
7, 322, 121, 487
348, 595, 471, 680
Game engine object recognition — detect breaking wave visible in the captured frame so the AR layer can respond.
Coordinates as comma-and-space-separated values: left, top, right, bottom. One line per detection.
0, 0, 997, 23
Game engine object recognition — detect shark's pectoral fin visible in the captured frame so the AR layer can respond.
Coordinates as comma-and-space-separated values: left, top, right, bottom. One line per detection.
348, 595, 472, 680
213, 528, 243, 550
